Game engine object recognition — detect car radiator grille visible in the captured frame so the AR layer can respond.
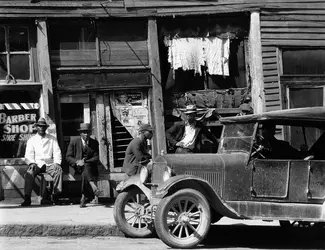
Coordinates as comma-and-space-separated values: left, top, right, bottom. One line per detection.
184, 171, 223, 196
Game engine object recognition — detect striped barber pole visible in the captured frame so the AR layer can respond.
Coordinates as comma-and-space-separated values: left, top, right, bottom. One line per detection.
0, 103, 39, 110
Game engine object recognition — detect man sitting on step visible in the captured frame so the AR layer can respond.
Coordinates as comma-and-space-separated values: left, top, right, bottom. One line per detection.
65, 123, 100, 208
22, 118, 63, 206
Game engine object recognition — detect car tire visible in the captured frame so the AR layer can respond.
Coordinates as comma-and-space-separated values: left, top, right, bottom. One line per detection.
154, 188, 211, 249
113, 187, 154, 238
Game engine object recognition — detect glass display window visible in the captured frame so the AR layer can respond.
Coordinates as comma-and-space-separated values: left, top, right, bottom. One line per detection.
0, 25, 31, 81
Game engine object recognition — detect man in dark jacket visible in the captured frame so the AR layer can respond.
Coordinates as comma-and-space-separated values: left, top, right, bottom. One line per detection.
166, 105, 218, 153
257, 123, 300, 159
122, 123, 153, 176
66, 123, 100, 207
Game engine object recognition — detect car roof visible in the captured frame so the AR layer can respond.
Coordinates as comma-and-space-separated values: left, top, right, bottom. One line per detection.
220, 107, 325, 126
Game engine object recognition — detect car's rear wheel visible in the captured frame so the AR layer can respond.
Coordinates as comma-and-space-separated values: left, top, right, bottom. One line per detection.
154, 188, 211, 249
113, 187, 154, 238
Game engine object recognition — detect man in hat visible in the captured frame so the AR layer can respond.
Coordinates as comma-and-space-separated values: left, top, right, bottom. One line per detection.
253, 122, 300, 159
122, 123, 153, 176
237, 103, 253, 116
22, 117, 62, 206
66, 123, 100, 208
166, 104, 218, 153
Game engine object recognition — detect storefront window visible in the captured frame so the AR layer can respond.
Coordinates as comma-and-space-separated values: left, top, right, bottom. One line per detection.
0, 90, 40, 158
0, 25, 30, 81
282, 48, 325, 75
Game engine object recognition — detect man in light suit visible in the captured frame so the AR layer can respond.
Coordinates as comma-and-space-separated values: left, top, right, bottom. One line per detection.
22, 117, 62, 206
65, 123, 100, 208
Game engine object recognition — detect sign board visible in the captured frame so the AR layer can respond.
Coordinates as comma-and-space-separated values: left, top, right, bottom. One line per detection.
0, 103, 39, 158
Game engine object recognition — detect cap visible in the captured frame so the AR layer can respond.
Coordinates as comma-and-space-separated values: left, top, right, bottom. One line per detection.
240, 103, 253, 113
139, 123, 154, 133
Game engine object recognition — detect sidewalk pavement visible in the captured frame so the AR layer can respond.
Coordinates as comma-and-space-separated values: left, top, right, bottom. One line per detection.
0, 198, 280, 237
0, 197, 123, 237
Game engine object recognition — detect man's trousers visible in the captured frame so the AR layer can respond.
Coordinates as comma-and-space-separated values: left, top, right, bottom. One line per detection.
24, 163, 63, 196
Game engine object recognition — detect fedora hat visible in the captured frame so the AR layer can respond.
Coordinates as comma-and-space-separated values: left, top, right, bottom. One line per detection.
183, 104, 198, 114
34, 118, 49, 127
78, 123, 92, 132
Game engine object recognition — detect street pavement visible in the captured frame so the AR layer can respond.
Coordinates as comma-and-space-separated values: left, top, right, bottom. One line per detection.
0, 197, 279, 237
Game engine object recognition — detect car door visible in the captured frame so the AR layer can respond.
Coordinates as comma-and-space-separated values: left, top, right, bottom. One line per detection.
251, 159, 291, 200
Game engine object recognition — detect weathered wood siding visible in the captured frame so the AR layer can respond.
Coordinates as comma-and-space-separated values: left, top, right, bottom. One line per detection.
1, 0, 325, 113
260, 2, 325, 111
49, 19, 148, 67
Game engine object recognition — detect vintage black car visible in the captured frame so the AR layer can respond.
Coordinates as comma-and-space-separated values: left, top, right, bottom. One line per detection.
114, 107, 325, 248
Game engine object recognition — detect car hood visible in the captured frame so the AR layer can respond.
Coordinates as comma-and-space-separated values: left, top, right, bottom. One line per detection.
157, 153, 249, 174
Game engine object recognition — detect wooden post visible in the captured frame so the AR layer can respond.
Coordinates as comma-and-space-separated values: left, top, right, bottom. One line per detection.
148, 17, 167, 157
96, 94, 108, 170
36, 18, 57, 134
104, 94, 114, 173
249, 11, 265, 114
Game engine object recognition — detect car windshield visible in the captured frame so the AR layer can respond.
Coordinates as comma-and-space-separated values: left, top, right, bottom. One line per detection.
218, 123, 256, 154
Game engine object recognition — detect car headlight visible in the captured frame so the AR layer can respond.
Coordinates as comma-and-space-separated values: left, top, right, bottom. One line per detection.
163, 166, 172, 182
139, 166, 149, 183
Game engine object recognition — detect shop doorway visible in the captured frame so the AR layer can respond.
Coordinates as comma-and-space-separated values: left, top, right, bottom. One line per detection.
58, 90, 150, 174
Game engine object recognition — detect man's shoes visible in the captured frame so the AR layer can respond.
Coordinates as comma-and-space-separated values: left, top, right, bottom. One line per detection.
40, 199, 53, 205
80, 195, 86, 208
21, 195, 31, 207
89, 196, 98, 204
21, 199, 31, 207
51, 193, 60, 205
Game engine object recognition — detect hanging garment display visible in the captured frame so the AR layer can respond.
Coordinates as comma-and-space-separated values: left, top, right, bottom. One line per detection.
166, 37, 230, 76
204, 37, 230, 76
168, 38, 204, 75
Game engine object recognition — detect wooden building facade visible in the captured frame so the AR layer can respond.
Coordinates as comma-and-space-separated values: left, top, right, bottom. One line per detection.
0, 0, 324, 200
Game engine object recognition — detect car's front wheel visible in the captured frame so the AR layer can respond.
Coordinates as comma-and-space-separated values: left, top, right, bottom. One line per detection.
154, 188, 211, 249
113, 187, 154, 238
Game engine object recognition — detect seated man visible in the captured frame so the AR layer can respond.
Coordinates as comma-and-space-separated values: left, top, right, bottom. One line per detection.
256, 123, 300, 159
65, 123, 100, 208
166, 105, 218, 153
22, 118, 63, 206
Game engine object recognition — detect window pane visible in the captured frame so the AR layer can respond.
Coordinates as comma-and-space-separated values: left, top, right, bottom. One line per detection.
49, 24, 97, 66
9, 27, 29, 52
0, 27, 5, 52
0, 90, 40, 158
283, 49, 325, 75
50, 24, 96, 50
10, 54, 30, 80
0, 55, 8, 79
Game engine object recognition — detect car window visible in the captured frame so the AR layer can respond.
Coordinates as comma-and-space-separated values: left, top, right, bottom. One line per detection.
220, 137, 252, 153
223, 123, 255, 138
218, 123, 256, 154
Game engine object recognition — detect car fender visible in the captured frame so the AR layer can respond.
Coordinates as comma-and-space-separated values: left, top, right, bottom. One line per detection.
116, 175, 151, 199
155, 175, 244, 219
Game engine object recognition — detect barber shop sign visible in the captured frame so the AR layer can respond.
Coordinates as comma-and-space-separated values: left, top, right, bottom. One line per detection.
0, 103, 39, 158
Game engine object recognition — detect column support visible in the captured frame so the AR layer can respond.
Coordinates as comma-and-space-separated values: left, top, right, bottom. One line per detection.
36, 18, 57, 135
249, 11, 265, 114
147, 17, 166, 157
